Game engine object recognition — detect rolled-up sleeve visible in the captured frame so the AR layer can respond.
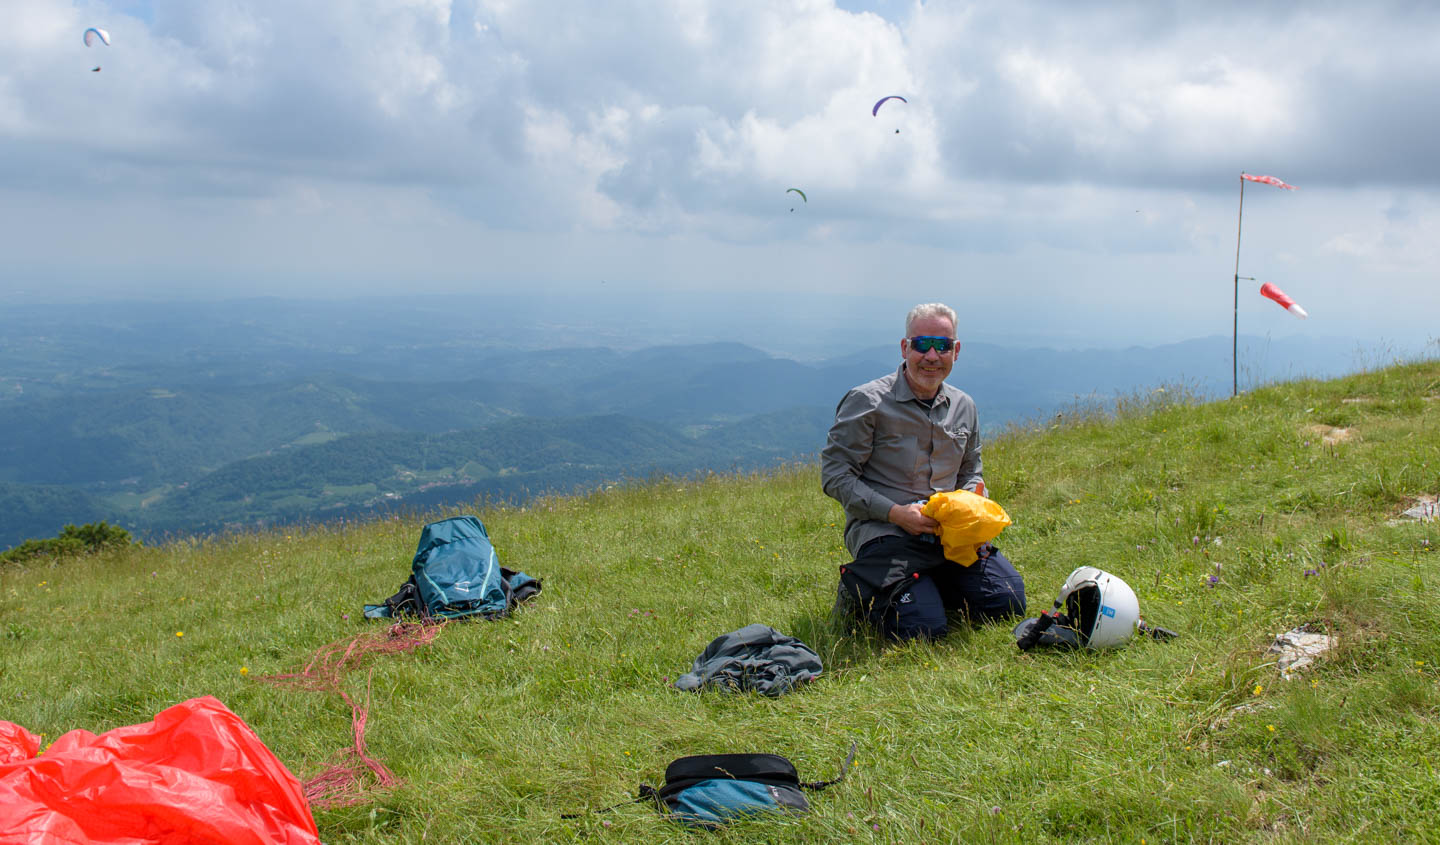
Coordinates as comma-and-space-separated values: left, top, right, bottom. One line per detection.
821, 389, 899, 523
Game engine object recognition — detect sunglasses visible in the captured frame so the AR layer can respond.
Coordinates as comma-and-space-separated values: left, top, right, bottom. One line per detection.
907, 335, 958, 354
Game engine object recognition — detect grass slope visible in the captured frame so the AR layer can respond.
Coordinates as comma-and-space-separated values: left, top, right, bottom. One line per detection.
2, 360, 1438, 843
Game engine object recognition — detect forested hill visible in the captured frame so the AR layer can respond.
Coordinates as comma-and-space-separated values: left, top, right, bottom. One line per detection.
3, 408, 833, 544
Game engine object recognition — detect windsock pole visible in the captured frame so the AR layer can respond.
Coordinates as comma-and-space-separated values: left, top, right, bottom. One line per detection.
1232, 174, 1246, 398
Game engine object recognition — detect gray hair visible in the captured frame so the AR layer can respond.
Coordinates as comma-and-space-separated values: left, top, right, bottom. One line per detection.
905, 303, 958, 336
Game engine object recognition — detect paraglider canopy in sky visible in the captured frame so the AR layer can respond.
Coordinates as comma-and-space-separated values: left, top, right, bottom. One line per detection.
872, 95, 907, 134
786, 187, 806, 212
871, 95, 906, 116
84, 27, 109, 72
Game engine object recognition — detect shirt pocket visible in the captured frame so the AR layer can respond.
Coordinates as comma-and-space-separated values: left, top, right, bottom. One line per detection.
928, 424, 970, 485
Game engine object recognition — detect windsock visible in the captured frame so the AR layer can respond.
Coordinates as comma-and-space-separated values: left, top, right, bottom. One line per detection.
1259, 282, 1308, 319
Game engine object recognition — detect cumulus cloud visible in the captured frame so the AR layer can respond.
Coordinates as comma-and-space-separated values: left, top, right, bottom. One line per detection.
1, 0, 1436, 346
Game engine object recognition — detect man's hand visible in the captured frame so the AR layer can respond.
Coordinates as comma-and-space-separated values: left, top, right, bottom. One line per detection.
888, 502, 939, 535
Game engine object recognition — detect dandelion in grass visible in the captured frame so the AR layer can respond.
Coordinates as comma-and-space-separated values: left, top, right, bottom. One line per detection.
175, 631, 184, 638
1267, 724, 1276, 732
240, 666, 249, 676
1253, 684, 1263, 696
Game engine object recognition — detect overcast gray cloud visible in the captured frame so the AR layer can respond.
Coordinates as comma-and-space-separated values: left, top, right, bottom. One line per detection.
1, 0, 1436, 350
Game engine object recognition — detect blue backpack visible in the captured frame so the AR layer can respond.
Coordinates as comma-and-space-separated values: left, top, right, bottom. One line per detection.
568, 744, 855, 828
363, 515, 539, 621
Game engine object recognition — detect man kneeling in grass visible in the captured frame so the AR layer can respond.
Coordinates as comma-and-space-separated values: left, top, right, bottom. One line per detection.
821, 303, 1025, 641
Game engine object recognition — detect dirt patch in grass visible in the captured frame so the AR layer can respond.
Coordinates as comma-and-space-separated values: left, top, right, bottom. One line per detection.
1303, 424, 1357, 445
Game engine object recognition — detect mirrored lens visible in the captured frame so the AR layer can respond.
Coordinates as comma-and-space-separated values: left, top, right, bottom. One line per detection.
910, 336, 955, 353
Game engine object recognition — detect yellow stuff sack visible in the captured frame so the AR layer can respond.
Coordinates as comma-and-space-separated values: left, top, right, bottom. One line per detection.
921, 489, 1012, 566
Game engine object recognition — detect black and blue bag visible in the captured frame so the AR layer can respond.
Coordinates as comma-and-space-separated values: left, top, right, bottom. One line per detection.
570, 744, 855, 827
363, 515, 540, 621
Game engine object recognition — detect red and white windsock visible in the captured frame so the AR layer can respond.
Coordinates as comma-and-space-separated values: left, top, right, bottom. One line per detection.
1259, 282, 1308, 319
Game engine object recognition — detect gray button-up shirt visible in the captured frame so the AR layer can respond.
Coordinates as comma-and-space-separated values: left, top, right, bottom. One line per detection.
821, 363, 983, 557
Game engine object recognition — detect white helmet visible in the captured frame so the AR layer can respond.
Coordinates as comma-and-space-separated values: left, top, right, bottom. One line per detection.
1055, 566, 1141, 649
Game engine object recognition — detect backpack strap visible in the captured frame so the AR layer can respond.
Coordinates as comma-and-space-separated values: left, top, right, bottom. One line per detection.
800, 741, 857, 791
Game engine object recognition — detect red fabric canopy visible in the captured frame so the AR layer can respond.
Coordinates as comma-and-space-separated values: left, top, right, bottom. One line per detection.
0, 696, 320, 844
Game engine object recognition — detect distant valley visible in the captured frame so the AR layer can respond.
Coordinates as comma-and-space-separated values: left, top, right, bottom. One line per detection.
0, 297, 1396, 548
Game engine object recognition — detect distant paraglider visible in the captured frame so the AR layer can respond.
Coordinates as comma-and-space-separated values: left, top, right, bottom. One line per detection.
786, 187, 807, 212
871, 95, 906, 116
84, 27, 109, 72
1259, 283, 1308, 319
872, 95, 907, 134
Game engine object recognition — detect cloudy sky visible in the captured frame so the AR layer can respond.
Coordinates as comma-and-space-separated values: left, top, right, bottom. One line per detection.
2, 0, 1437, 351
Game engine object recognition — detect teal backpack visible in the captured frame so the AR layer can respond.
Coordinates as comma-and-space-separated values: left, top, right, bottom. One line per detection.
363, 515, 539, 621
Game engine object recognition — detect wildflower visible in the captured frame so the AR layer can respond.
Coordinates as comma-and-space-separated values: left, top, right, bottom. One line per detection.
240, 666, 249, 676
989, 806, 1001, 815
1192, 536, 1200, 546
1267, 724, 1276, 732
341, 614, 349, 620
1208, 575, 1219, 586
1303, 569, 1317, 577
873, 824, 881, 831
1310, 679, 1318, 688
1253, 684, 1263, 695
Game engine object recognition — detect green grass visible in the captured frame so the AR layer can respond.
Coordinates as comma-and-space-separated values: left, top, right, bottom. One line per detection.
4, 361, 1439, 842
